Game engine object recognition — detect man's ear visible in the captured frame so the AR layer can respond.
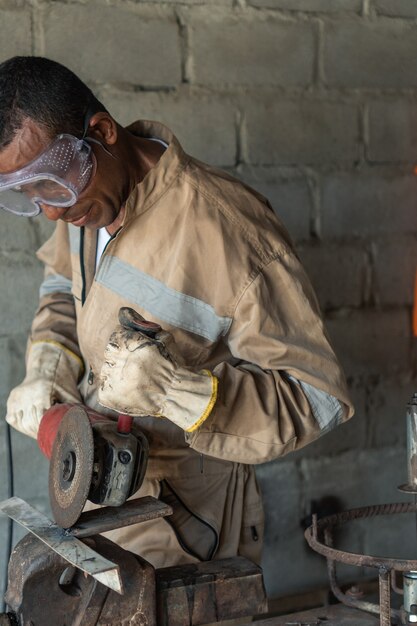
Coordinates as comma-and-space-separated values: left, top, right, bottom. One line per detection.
87, 112, 117, 145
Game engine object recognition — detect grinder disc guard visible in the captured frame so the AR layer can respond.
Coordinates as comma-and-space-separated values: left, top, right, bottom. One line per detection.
49, 406, 94, 528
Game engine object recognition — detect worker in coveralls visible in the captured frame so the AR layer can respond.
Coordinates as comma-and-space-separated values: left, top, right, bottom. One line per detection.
0, 57, 354, 567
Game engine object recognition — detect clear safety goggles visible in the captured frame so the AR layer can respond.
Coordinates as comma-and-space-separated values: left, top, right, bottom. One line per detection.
0, 133, 96, 217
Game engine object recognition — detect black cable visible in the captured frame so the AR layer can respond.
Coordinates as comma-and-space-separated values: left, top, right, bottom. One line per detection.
1, 422, 14, 612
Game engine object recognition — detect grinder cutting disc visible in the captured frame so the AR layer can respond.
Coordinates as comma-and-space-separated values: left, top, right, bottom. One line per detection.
49, 405, 94, 528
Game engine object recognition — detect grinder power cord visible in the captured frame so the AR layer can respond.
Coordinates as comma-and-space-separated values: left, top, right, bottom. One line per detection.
99, 307, 218, 433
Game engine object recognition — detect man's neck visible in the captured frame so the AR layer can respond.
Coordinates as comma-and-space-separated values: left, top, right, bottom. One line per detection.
106, 205, 126, 236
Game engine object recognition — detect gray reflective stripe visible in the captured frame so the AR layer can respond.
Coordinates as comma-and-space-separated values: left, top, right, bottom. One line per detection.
289, 375, 344, 432
95, 256, 232, 342
68, 225, 80, 255
39, 273, 73, 298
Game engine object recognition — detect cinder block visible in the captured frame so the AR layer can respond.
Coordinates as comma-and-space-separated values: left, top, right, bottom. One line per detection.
99, 88, 236, 166
0, 212, 39, 251
375, 0, 417, 18
325, 309, 411, 377
300, 446, 408, 509
321, 172, 417, 238
256, 459, 319, 596
189, 12, 315, 87
373, 236, 417, 306
237, 167, 312, 241
361, 512, 413, 564
324, 19, 417, 88
0, 253, 43, 335
44, 5, 181, 87
298, 242, 368, 310
248, 0, 361, 11
0, 334, 27, 399
257, 459, 302, 537
366, 376, 417, 449
245, 99, 359, 166
368, 100, 417, 163
0, 9, 31, 60
262, 515, 329, 596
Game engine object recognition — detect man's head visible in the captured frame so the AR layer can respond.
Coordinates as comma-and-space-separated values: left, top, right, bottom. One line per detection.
0, 56, 131, 230
0, 56, 105, 149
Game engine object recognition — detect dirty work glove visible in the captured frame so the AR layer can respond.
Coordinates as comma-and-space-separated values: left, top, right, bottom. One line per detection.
98, 307, 218, 432
6, 341, 83, 439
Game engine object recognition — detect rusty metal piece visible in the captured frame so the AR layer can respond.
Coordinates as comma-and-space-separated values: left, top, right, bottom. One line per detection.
304, 504, 417, 625
305, 501, 417, 571
326, 552, 393, 622
69, 495, 172, 538
156, 556, 267, 626
4, 532, 156, 626
0, 497, 123, 594
378, 568, 391, 626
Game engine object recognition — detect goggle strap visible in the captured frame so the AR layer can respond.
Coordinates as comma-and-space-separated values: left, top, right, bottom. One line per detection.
85, 136, 116, 159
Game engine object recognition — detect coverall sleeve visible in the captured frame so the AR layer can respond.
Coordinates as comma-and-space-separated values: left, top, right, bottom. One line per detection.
29, 222, 81, 363
187, 248, 354, 464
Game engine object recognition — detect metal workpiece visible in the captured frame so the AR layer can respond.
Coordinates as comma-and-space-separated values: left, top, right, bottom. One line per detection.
69, 495, 173, 538
399, 394, 417, 494
0, 497, 123, 594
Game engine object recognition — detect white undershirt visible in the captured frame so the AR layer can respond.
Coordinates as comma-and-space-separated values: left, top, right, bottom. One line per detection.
95, 137, 168, 270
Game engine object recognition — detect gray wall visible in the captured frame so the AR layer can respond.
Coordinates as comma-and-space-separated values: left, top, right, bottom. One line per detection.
1, 0, 417, 602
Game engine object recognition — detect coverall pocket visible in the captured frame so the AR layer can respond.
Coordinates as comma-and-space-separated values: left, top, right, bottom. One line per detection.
239, 512, 264, 565
160, 479, 219, 561
238, 469, 265, 565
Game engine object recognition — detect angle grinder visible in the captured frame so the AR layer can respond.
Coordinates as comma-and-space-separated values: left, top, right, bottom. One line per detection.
38, 403, 149, 529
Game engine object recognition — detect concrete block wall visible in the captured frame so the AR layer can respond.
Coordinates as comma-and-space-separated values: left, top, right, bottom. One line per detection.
1, 0, 417, 604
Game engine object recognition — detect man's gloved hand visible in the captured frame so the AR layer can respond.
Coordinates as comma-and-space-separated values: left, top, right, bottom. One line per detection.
6, 341, 83, 439
98, 307, 218, 432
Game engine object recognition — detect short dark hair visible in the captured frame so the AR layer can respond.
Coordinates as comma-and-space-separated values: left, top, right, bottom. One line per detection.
0, 56, 108, 148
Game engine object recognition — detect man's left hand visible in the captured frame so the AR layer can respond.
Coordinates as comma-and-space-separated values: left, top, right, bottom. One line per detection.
98, 307, 218, 432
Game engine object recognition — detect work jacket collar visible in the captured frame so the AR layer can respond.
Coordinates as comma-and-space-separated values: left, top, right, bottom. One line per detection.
123, 120, 190, 223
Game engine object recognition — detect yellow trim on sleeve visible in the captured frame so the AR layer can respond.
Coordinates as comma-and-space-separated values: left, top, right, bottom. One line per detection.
186, 370, 218, 433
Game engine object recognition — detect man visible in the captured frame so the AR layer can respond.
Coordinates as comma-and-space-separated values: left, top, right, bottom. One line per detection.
1, 56, 353, 568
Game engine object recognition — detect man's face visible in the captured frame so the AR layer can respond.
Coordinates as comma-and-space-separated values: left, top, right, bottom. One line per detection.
0, 117, 124, 229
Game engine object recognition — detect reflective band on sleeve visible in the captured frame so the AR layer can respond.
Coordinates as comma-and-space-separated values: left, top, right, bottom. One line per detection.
68, 224, 80, 255
95, 256, 232, 342
288, 375, 344, 432
39, 273, 73, 298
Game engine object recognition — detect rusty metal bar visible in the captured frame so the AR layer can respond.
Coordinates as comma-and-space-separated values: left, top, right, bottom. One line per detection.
378, 568, 391, 626
305, 502, 417, 572
323, 529, 400, 623
69, 496, 172, 538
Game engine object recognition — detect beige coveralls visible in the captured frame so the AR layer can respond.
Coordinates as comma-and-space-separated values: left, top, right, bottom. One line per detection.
31, 121, 354, 568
